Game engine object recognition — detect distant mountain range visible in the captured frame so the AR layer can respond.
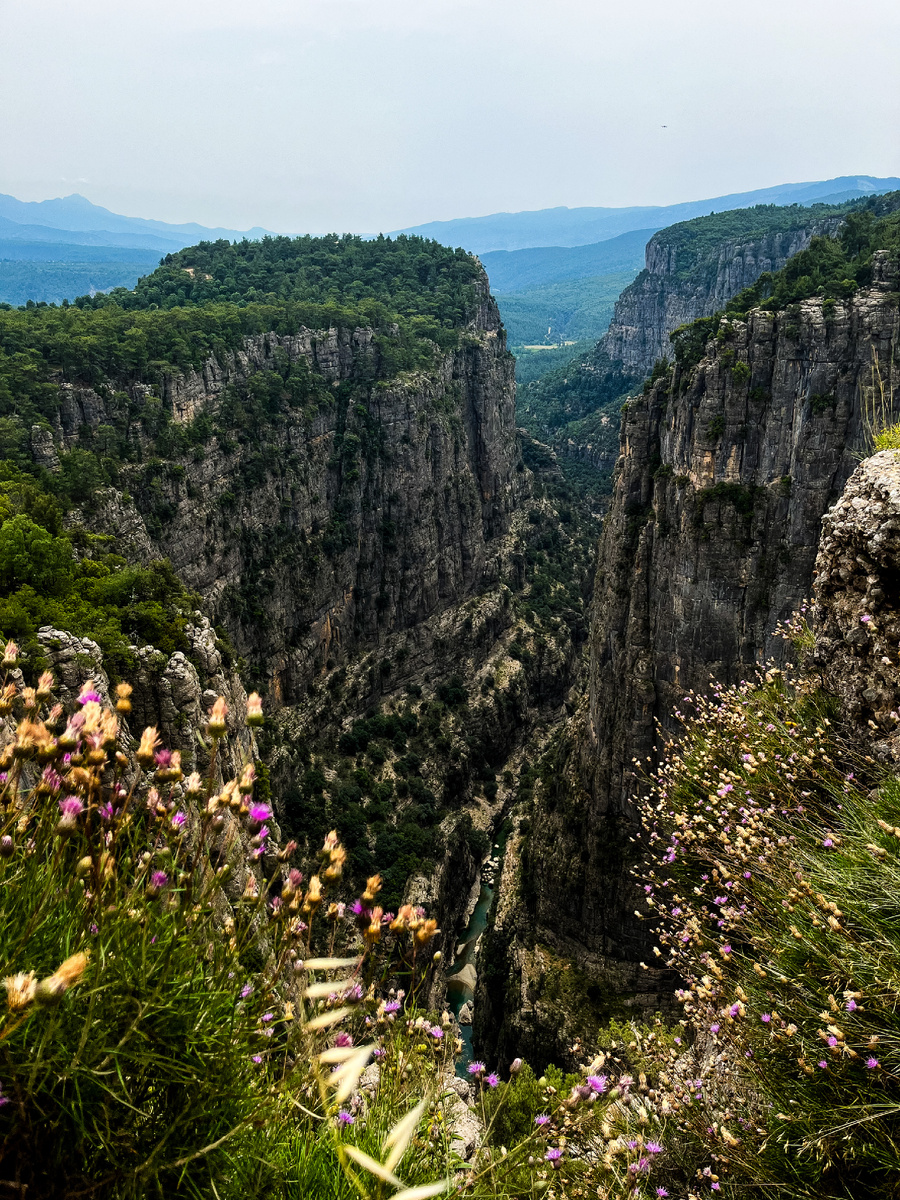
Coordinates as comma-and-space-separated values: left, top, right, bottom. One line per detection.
391, 175, 900, 253
0, 193, 273, 253
479, 227, 653, 292
2, 174, 899, 308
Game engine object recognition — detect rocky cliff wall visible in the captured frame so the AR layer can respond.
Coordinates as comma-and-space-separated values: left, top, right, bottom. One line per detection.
599, 216, 844, 379
38, 282, 524, 706
476, 253, 900, 1068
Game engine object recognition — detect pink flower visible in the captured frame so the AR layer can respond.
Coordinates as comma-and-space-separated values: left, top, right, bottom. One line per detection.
866, 1057, 879, 1069
587, 1074, 608, 1094
485, 1072, 500, 1087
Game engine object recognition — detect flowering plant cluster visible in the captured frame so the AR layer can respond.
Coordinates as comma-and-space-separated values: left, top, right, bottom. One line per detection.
628, 662, 900, 1196
0, 648, 448, 1199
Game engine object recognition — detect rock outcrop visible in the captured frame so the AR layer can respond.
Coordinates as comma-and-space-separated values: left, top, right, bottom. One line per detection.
814, 449, 900, 761
477, 258, 900, 1068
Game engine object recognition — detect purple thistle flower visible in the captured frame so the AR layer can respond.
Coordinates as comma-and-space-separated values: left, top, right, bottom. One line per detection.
646, 1141, 663, 1154
150, 870, 168, 890
251, 1054, 262, 1064
657, 1190, 669, 1198
587, 1074, 608, 1094
171, 811, 186, 829
248, 803, 272, 824
818, 1060, 828, 1069
431, 1026, 444, 1039
710, 1023, 720, 1034
761, 1013, 772, 1024
373, 1048, 386, 1060
383, 1000, 401, 1013
545, 1147, 562, 1161
827, 1036, 838, 1048
59, 797, 84, 818
485, 1072, 500, 1088
78, 690, 102, 705
535, 1114, 550, 1126
337, 1111, 354, 1125
467, 1061, 485, 1076
154, 749, 174, 768
846, 999, 858, 1012
334, 1031, 353, 1048
261, 1012, 274, 1023
823, 838, 834, 848
241, 984, 253, 999
866, 1057, 879, 1069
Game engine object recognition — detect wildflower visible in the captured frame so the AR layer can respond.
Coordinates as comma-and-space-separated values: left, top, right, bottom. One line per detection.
334, 1031, 354, 1048
823, 838, 834, 848
2, 640, 19, 666
431, 1026, 444, 1039
136, 727, 160, 766
240, 984, 253, 999
467, 1061, 485, 1076
261, 1012, 274, 1023
646, 1141, 663, 1154
866, 1057, 879, 1069
846, 999, 858, 1013
248, 802, 271, 825
657, 1190, 669, 1198
861, 614, 872, 624
57, 796, 84, 835
587, 1074, 608, 1094
710, 1023, 720, 1034
148, 870, 169, 897
3, 972, 36, 1012
246, 692, 264, 726
761, 1013, 772, 1024
337, 1111, 355, 1126
545, 1147, 562, 1162
818, 1061, 828, 1069
208, 697, 228, 737
171, 811, 187, 831
384, 1000, 401, 1014
35, 952, 88, 1005
485, 1072, 500, 1087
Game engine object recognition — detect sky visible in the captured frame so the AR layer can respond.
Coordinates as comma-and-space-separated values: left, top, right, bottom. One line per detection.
2, 0, 899, 235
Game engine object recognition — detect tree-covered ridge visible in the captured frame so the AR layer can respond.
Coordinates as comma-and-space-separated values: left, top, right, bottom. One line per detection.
653, 195, 879, 280
79, 233, 482, 327
669, 191, 900, 371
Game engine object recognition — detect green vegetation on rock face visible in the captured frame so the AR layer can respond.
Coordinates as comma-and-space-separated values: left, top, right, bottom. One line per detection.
656, 198, 866, 280
667, 191, 900, 374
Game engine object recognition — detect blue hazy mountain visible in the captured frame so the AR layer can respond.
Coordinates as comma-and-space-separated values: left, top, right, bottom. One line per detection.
0, 193, 273, 252
391, 175, 900, 253
479, 227, 654, 292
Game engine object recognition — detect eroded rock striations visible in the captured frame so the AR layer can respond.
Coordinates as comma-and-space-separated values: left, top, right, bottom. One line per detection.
48, 280, 522, 704
477, 254, 900, 1068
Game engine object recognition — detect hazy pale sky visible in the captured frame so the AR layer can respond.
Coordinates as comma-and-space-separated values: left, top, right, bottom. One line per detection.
2, 0, 899, 234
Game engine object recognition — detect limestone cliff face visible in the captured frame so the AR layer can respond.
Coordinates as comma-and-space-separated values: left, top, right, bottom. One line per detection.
518, 214, 845, 483
42, 281, 523, 706
599, 216, 844, 379
813, 449, 900, 762
476, 254, 900, 1068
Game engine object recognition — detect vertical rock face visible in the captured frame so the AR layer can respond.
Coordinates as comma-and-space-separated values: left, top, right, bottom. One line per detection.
813, 450, 900, 762
479, 260, 900, 1066
599, 218, 844, 380
49, 281, 525, 704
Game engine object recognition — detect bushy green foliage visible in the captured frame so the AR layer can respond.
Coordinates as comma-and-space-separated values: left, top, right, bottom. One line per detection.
81, 233, 480, 334
496, 269, 637, 346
